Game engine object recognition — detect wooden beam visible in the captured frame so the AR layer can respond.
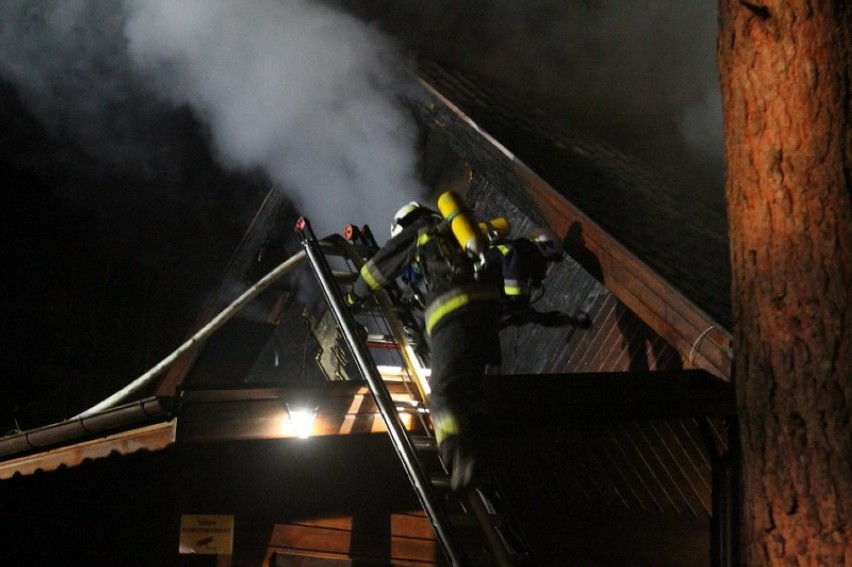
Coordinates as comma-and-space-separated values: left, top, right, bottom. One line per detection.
483, 370, 735, 426
176, 381, 427, 443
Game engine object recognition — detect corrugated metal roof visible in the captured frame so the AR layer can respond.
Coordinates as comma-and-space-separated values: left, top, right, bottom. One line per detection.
0, 420, 175, 480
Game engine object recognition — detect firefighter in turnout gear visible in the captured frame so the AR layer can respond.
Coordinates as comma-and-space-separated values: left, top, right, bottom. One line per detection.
484, 227, 591, 329
346, 200, 501, 491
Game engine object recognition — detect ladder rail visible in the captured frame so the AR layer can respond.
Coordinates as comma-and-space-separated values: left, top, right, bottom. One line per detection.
296, 218, 468, 567
465, 491, 517, 566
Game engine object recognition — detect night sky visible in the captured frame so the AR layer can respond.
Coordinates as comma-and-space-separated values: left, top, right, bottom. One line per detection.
1, 0, 724, 431
1, 78, 272, 429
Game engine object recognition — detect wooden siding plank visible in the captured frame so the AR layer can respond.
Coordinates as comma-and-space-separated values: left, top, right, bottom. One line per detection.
264, 514, 442, 565
484, 371, 735, 425
602, 422, 662, 512
270, 524, 352, 554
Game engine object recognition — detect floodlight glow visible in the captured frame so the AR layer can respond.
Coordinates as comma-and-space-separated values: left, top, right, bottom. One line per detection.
286, 405, 318, 439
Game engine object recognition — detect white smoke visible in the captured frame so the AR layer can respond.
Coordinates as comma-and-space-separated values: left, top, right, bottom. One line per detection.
0, 0, 426, 235
123, 0, 426, 235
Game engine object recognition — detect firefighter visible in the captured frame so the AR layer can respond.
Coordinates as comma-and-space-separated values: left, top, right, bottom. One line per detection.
345, 201, 501, 491
484, 228, 591, 329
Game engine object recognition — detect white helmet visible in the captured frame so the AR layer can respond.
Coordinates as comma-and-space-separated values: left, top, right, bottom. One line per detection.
528, 228, 564, 261
390, 201, 422, 237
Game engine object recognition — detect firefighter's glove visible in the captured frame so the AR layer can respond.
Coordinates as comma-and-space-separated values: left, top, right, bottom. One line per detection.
344, 292, 365, 312
531, 310, 573, 327
570, 309, 592, 329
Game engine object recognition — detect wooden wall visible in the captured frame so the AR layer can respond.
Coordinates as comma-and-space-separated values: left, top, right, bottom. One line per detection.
0, 434, 442, 566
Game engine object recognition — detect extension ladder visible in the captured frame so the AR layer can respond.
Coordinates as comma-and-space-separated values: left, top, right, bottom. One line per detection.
296, 217, 533, 566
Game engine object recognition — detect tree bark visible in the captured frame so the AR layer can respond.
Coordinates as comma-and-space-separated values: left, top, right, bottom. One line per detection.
717, 1, 852, 564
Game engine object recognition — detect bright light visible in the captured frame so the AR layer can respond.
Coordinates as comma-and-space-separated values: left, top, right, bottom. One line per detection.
286, 405, 318, 439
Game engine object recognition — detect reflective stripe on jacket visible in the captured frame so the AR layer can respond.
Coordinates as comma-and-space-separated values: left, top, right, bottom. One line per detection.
495, 244, 527, 297
484, 238, 548, 304
423, 284, 500, 336
359, 260, 390, 292
432, 411, 460, 444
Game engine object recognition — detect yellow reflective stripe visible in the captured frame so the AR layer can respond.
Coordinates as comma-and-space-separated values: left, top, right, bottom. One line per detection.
359, 262, 384, 291
416, 232, 432, 246
425, 289, 499, 335
497, 245, 526, 295
433, 413, 459, 444
503, 278, 527, 296
504, 285, 523, 296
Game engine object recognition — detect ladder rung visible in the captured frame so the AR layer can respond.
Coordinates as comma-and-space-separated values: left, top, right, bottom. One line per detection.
366, 334, 400, 348
430, 474, 451, 489
331, 270, 358, 284
319, 242, 374, 258
410, 435, 438, 451
447, 513, 482, 528
454, 509, 510, 527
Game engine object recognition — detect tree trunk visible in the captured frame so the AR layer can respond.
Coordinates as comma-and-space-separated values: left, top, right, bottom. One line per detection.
717, 1, 852, 564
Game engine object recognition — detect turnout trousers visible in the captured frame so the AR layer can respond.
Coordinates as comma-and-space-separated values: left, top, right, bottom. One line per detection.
427, 299, 501, 445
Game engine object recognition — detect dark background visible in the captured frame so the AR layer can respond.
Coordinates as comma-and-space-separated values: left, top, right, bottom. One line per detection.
1, 79, 273, 428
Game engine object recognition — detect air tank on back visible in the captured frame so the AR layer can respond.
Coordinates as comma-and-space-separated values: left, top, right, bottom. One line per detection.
437, 191, 487, 258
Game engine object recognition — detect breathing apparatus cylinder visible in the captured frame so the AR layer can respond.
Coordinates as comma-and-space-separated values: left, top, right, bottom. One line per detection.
437, 191, 486, 258
478, 217, 511, 241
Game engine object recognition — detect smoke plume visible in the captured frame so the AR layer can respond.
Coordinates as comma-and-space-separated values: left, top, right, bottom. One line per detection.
1, 0, 427, 235
2, 0, 724, 225
123, 0, 426, 234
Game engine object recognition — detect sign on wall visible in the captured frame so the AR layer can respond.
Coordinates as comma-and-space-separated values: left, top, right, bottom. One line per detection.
179, 514, 234, 555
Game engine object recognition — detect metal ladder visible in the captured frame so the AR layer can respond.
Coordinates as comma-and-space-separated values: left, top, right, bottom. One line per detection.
296, 217, 533, 567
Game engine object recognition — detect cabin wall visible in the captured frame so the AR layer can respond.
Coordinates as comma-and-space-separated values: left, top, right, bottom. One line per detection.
0, 435, 440, 566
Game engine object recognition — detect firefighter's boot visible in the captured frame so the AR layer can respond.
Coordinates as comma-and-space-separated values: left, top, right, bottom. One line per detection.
438, 434, 479, 492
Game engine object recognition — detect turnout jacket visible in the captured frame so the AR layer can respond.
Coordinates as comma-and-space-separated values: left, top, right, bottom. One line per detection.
484, 238, 548, 307
483, 237, 581, 328
351, 211, 499, 336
